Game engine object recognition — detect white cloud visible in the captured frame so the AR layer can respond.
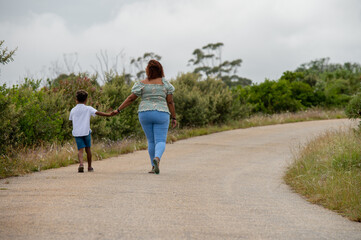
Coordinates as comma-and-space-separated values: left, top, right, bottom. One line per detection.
1, 0, 361, 85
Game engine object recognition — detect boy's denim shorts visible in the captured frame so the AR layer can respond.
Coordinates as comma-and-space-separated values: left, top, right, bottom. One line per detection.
75, 133, 91, 150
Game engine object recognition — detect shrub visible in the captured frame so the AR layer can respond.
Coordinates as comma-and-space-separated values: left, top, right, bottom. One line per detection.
1, 80, 66, 148
101, 75, 142, 140
172, 73, 237, 126
241, 79, 303, 114
198, 78, 233, 124
172, 73, 209, 126
346, 93, 361, 128
0, 84, 21, 154
324, 79, 352, 106
289, 81, 320, 107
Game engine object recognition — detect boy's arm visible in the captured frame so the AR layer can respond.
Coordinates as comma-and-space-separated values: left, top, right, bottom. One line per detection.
95, 111, 113, 117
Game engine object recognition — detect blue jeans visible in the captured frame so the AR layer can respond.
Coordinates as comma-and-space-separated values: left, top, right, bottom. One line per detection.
139, 111, 170, 166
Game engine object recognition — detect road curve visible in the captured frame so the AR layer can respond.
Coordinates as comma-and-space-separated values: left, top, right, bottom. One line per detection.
1, 119, 360, 240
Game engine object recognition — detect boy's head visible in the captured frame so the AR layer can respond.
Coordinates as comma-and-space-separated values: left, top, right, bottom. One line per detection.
76, 90, 88, 103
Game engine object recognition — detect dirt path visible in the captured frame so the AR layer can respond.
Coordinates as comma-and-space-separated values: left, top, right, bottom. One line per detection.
1, 119, 360, 240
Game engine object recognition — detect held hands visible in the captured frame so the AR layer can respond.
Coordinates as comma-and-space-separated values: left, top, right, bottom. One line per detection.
110, 110, 119, 116
102, 110, 118, 117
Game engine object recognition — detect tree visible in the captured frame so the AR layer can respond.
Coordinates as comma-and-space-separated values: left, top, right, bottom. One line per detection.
0, 40, 17, 78
0, 40, 17, 65
188, 42, 251, 87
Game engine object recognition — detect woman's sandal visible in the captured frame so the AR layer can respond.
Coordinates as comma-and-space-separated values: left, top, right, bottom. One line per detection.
152, 158, 160, 174
148, 166, 155, 174
78, 165, 84, 173
148, 167, 155, 174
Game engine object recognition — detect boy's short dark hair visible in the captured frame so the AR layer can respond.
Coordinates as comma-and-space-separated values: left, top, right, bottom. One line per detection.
76, 90, 88, 103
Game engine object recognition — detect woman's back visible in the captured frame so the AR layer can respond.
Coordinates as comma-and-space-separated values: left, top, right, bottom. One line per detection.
131, 78, 175, 114
141, 77, 163, 85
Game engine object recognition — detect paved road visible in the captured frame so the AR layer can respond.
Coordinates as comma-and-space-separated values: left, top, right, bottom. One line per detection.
1, 119, 360, 240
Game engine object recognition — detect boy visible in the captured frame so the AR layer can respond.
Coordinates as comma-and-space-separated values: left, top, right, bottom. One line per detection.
69, 90, 114, 173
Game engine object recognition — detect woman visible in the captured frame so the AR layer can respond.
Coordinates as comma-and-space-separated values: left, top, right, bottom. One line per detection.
112, 60, 176, 174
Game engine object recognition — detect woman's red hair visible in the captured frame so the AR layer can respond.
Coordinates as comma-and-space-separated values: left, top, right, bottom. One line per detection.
146, 60, 164, 80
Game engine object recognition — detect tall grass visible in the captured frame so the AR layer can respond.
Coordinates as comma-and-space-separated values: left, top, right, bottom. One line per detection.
0, 109, 345, 179
284, 127, 361, 222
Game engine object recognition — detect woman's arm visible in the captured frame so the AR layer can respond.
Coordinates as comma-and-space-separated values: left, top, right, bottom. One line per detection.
166, 94, 177, 128
112, 93, 138, 115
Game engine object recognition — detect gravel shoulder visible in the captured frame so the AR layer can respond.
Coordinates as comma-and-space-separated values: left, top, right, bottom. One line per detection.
1, 119, 360, 240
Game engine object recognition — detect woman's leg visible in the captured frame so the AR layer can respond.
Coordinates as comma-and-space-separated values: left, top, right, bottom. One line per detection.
153, 112, 170, 160
139, 112, 155, 166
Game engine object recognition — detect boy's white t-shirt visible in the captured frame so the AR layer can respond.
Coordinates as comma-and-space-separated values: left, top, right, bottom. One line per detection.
69, 104, 97, 137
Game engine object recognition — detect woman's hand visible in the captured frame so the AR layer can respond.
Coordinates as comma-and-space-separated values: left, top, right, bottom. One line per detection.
171, 119, 177, 128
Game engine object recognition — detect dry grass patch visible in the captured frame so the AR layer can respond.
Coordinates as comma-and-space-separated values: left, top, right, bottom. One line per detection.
0, 138, 147, 178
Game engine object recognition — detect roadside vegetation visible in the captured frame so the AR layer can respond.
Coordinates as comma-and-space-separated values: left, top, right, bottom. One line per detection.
284, 127, 361, 222
0, 40, 360, 190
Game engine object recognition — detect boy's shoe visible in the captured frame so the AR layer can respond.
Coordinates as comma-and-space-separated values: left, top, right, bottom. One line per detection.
78, 165, 84, 173
153, 158, 160, 174
88, 167, 94, 172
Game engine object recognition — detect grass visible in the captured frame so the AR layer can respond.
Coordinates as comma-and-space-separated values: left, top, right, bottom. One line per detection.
0, 138, 148, 178
284, 127, 361, 222
0, 108, 345, 179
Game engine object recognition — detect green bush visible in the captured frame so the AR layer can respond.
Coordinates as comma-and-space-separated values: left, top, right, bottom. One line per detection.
346, 93, 361, 128
290, 81, 321, 107
324, 79, 352, 106
172, 73, 238, 126
172, 73, 209, 126
198, 78, 233, 124
101, 75, 142, 140
0, 84, 21, 154
0, 80, 65, 149
239, 79, 304, 114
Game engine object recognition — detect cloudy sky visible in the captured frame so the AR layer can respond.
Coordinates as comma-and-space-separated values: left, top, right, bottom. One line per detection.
1, 0, 361, 85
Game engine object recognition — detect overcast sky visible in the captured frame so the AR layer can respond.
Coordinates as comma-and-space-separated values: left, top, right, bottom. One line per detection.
1, 0, 361, 86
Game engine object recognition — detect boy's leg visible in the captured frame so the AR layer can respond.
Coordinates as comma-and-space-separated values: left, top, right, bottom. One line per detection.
78, 148, 85, 172
75, 136, 87, 172
85, 147, 92, 169
78, 148, 84, 165
83, 133, 93, 171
